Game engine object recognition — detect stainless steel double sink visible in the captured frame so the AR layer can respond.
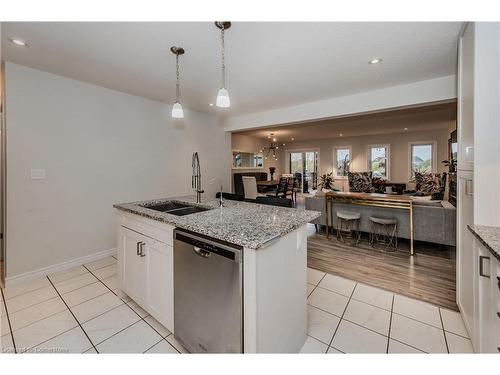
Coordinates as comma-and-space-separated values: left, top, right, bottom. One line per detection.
141, 201, 211, 216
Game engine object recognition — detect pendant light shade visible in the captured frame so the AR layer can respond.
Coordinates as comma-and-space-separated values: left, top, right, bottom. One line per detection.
215, 22, 231, 108
172, 102, 184, 118
170, 46, 185, 119
216, 87, 230, 108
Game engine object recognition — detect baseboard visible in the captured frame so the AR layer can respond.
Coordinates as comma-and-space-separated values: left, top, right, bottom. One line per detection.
4, 248, 117, 287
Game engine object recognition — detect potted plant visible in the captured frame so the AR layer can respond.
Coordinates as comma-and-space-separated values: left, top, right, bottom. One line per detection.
442, 158, 457, 172
319, 172, 334, 192
269, 167, 276, 180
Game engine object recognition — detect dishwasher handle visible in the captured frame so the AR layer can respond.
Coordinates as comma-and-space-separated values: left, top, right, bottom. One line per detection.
193, 246, 211, 258
175, 230, 242, 263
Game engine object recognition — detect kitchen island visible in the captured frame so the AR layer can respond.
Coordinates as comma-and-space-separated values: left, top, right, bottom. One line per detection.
113, 196, 320, 353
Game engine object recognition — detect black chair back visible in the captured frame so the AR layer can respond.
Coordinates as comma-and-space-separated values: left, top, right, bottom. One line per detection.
255, 196, 293, 208
273, 177, 288, 196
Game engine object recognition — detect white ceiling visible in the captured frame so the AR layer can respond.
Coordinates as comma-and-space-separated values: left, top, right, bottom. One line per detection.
234, 102, 457, 142
1, 22, 462, 116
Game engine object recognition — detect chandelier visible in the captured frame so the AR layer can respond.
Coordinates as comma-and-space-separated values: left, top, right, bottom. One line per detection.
261, 134, 285, 161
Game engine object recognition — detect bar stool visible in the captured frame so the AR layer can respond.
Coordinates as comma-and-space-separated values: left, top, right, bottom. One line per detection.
369, 216, 398, 251
336, 211, 361, 245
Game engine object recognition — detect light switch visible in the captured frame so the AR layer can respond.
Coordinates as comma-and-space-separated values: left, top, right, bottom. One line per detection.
30, 169, 46, 180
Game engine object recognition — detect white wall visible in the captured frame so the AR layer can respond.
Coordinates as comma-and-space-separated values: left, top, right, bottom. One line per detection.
473, 23, 500, 226
224, 76, 457, 132
278, 129, 451, 183
5, 63, 231, 279
231, 133, 283, 179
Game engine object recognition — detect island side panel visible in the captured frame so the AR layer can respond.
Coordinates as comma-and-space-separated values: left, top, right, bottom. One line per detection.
243, 225, 308, 353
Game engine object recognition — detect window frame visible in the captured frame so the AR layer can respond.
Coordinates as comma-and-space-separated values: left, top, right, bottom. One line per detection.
408, 141, 437, 180
367, 144, 391, 180
332, 146, 352, 179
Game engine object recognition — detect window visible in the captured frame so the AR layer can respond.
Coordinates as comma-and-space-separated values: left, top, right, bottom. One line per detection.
333, 147, 351, 177
368, 145, 390, 179
409, 142, 436, 179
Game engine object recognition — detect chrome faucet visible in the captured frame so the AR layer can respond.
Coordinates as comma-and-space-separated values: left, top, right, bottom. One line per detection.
192, 152, 204, 203
210, 177, 224, 207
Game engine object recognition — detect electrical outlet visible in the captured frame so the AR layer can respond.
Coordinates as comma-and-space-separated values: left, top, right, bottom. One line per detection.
30, 169, 46, 180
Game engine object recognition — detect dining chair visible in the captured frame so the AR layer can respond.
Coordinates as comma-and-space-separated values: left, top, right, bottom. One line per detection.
255, 196, 293, 208
242, 176, 265, 200
267, 177, 288, 198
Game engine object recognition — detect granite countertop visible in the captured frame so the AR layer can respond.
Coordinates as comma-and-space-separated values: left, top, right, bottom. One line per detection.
468, 225, 500, 261
114, 196, 321, 249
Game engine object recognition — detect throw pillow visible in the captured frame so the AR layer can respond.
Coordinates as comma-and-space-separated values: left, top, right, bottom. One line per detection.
348, 172, 375, 193
415, 172, 443, 196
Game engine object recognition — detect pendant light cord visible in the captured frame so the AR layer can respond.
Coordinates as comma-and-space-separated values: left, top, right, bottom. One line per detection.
221, 27, 226, 88
175, 53, 180, 103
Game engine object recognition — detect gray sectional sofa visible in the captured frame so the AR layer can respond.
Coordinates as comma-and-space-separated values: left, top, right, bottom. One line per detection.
305, 194, 456, 246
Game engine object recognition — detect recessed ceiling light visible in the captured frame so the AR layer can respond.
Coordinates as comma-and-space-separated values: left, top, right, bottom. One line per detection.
9, 38, 28, 47
209, 103, 214, 107
291, 138, 295, 141
368, 58, 382, 65
403, 127, 408, 131
339, 133, 343, 137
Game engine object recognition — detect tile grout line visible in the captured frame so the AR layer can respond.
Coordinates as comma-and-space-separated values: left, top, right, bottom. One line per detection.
83, 264, 180, 353
327, 282, 357, 353
82, 264, 118, 296
46, 276, 99, 353
2, 259, 115, 303
438, 308, 450, 353
1, 287, 17, 354
385, 294, 395, 353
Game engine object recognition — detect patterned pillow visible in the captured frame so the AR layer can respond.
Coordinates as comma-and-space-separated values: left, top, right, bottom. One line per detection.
348, 172, 375, 193
415, 172, 444, 196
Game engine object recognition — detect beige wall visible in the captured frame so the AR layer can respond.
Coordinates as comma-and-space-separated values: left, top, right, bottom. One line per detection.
281, 129, 451, 183
231, 133, 283, 179
5, 63, 231, 279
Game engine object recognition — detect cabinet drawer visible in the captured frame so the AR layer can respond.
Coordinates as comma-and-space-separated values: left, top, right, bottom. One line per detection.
119, 212, 174, 245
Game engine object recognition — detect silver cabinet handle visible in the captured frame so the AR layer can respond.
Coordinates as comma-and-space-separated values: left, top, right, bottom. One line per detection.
139, 242, 146, 257
136, 242, 142, 256
479, 256, 490, 278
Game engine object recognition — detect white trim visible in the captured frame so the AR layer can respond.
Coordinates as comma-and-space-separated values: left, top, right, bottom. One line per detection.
408, 141, 438, 180
4, 247, 117, 287
285, 148, 321, 173
367, 144, 391, 180
332, 145, 352, 178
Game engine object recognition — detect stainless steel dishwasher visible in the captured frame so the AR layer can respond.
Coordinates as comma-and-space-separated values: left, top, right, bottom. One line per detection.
174, 229, 243, 353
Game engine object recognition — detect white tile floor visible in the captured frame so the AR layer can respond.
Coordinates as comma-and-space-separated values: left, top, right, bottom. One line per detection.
0, 259, 474, 354
304, 268, 473, 353
0, 256, 181, 354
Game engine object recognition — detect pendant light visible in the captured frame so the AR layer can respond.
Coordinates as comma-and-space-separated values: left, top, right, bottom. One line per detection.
215, 21, 231, 108
170, 46, 185, 118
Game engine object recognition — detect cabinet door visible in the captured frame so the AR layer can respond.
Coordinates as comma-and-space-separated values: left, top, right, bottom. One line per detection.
457, 24, 475, 171
120, 227, 147, 304
474, 241, 494, 352
457, 171, 474, 338
146, 241, 174, 332
491, 258, 500, 353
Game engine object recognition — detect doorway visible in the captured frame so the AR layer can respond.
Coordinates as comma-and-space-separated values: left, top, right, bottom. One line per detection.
288, 150, 319, 194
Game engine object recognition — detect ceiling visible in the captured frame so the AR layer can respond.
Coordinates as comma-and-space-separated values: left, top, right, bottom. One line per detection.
1, 22, 462, 116
234, 102, 457, 142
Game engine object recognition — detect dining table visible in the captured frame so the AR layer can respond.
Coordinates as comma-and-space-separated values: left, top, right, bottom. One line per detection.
256, 179, 280, 194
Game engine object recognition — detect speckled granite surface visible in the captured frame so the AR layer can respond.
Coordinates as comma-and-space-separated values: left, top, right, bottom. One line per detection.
114, 196, 321, 249
468, 225, 500, 261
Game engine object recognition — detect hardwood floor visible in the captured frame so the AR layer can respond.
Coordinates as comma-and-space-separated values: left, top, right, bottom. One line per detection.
307, 225, 457, 311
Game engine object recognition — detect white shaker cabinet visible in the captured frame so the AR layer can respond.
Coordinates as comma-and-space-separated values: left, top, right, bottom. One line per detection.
472, 237, 500, 353
117, 213, 175, 332
120, 227, 147, 305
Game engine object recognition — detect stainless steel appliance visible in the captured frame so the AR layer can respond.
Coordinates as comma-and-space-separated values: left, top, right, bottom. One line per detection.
174, 229, 243, 353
